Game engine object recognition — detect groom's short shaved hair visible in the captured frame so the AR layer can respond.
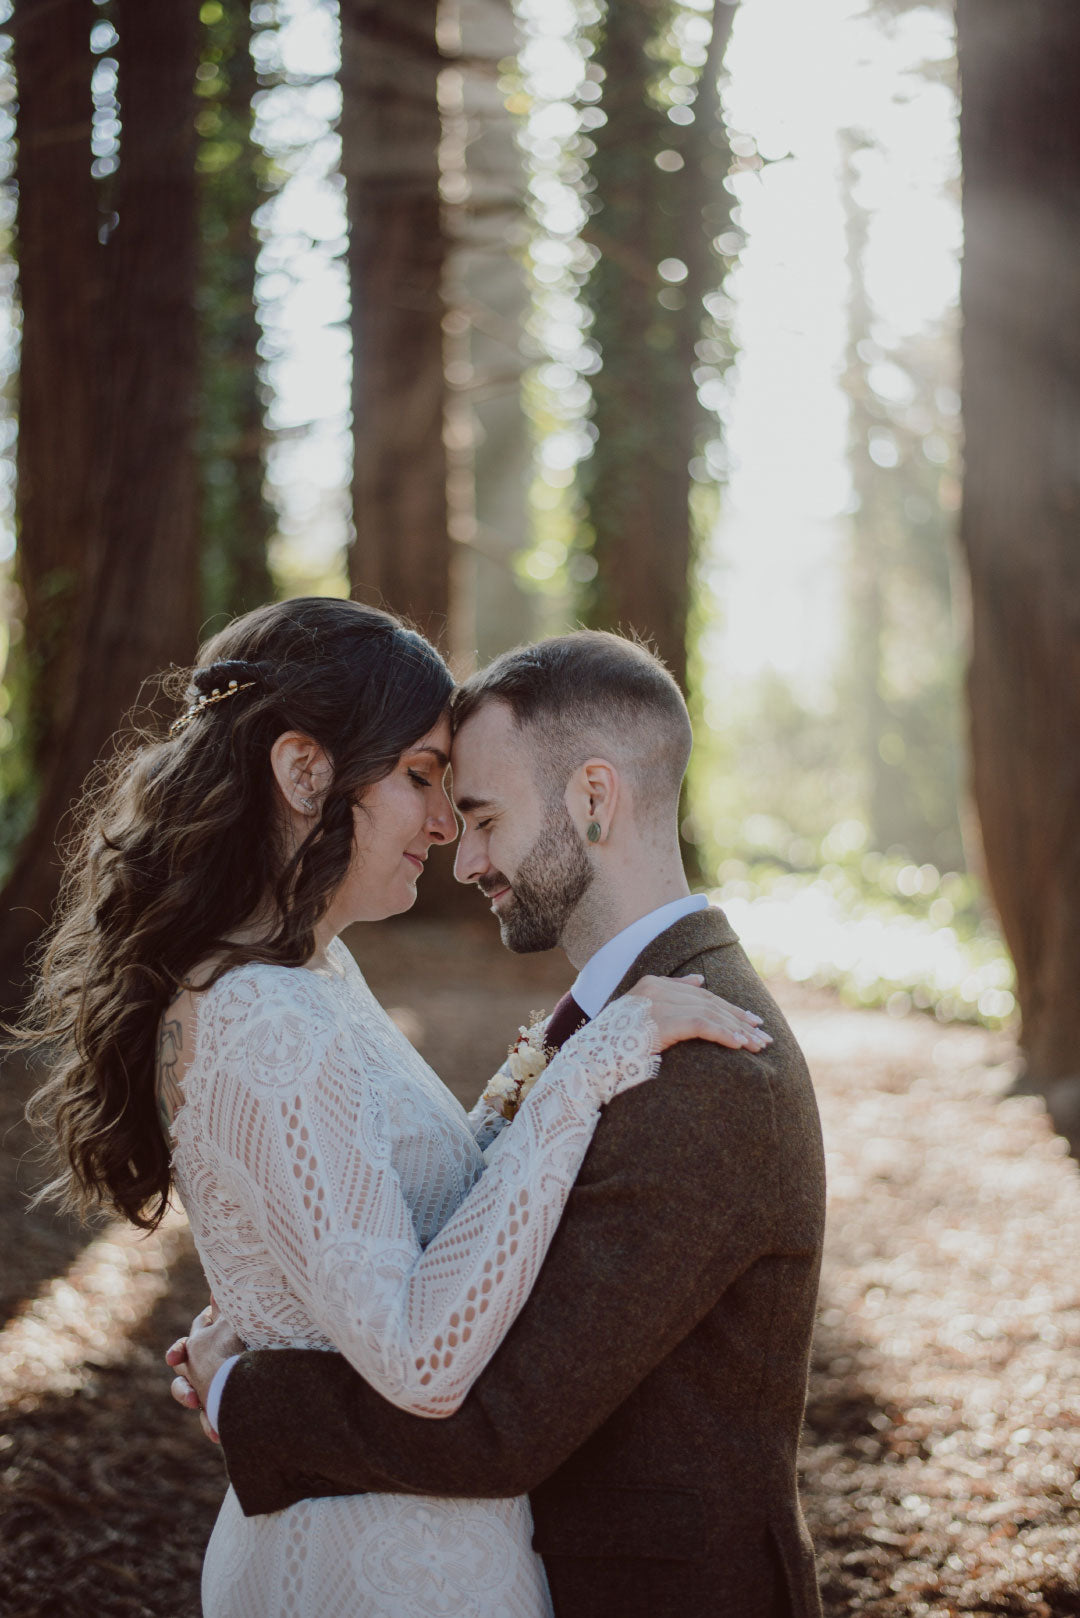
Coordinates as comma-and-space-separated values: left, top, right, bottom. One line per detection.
453, 630, 693, 820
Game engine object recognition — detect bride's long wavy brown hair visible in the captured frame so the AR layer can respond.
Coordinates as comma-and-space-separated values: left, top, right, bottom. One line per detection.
13, 597, 454, 1231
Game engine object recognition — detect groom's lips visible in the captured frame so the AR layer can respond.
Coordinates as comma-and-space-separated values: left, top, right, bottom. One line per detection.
485, 884, 511, 907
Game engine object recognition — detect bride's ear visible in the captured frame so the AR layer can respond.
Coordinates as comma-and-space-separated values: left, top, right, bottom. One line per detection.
270, 731, 334, 818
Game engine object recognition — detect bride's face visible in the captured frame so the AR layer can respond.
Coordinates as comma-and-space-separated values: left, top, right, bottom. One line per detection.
328, 716, 457, 928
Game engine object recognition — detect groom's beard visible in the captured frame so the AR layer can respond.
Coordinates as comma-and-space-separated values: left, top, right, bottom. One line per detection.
484, 806, 593, 953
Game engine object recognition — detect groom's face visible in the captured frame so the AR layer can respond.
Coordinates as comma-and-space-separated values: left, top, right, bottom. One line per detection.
451, 700, 593, 953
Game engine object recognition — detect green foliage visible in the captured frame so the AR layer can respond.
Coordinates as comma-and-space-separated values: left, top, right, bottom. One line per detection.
711, 840, 1014, 1032
196, 0, 275, 620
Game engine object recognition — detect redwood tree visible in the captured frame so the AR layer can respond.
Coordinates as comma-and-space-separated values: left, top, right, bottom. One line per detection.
581, 0, 737, 692
198, 0, 275, 620
1, 0, 202, 1001
339, 0, 451, 643
10, 0, 100, 778
957, 1, 1080, 1098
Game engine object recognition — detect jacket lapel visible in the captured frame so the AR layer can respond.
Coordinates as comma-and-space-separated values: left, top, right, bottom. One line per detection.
604, 905, 739, 1010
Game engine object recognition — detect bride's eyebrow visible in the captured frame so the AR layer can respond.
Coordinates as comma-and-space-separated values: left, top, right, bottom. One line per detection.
409, 747, 450, 769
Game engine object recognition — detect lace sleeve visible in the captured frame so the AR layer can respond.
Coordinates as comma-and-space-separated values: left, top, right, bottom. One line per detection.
466, 1073, 509, 1152
205, 975, 657, 1417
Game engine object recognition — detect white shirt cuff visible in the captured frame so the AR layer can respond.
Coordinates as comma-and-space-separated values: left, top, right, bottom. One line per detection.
206, 1353, 241, 1434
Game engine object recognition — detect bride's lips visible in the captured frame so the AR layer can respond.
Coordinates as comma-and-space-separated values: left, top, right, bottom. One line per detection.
404, 853, 425, 874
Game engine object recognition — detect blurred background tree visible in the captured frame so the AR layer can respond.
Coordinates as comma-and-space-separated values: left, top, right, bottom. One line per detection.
956, 0, 1080, 1118
197, 0, 276, 621
577, 0, 736, 694
339, 0, 451, 643
441, 0, 537, 668
840, 126, 964, 872
1, 0, 201, 1000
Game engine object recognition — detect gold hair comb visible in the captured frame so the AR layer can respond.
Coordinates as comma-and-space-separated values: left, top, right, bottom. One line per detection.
169, 678, 256, 737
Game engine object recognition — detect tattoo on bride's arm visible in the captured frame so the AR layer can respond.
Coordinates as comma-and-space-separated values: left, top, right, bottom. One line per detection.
157, 1010, 185, 1132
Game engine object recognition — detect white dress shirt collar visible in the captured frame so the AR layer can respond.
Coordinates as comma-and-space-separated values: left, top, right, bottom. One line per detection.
570, 894, 710, 1019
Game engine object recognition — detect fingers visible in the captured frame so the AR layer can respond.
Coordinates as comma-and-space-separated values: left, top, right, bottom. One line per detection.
171, 1373, 201, 1410
189, 1303, 213, 1337
647, 979, 769, 1036
651, 1001, 773, 1052
630, 973, 775, 1055
199, 1410, 221, 1445
673, 977, 763, 1026
165, 1336, 189, 1367
695, 1014, 771, 1051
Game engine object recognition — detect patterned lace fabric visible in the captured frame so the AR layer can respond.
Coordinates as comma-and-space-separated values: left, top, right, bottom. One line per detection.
169, 938, 657, 1618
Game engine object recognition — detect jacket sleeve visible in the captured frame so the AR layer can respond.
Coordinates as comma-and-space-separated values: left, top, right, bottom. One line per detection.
217, 1040, 786, 1515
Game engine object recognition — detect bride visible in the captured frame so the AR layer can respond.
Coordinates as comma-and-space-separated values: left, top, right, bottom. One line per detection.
19, 597, 765, 1618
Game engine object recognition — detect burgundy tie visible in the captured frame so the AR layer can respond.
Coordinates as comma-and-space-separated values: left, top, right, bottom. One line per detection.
544, 991, 589, 1053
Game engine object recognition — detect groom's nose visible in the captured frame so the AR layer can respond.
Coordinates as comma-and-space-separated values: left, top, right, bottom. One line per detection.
453, 825, 488, 886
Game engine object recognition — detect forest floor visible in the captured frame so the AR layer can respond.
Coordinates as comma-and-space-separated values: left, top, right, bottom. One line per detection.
1, 917, 1079, 1617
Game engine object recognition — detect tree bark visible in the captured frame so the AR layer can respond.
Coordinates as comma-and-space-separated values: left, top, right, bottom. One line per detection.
83, 0, 201, 704
198, 0, 275, 620
957, 0, 1080, 1089
1, 0, 202, 1002
339, 0, 451, 645
581, 0, 736, 693
11, 0, 100, 771
442, 0, 536, 671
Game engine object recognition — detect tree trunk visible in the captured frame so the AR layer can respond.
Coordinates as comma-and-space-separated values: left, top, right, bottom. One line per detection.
11, 0, 100, 772
198, 0, 275, 620
1, 0, 202, 1002
84, 0, 201, 703
339, 0, 451, 645
957, 0, 1080, 1093
581, 0, 736, 693
841, 130, 903, 853
441, 0, 536, 671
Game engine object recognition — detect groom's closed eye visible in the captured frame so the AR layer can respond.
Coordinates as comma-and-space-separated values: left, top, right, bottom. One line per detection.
454, 795, 499, 830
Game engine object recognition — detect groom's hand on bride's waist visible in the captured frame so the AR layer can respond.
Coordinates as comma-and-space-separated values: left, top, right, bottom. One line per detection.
166, 1299, 246, 1445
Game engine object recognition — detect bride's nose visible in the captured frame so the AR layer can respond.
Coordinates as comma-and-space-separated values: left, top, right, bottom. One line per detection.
426, 788, 457, 844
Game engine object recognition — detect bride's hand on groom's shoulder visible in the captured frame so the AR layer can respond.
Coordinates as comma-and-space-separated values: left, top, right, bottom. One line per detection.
626, 974, 773, 1055
165, 1299, 245, 1444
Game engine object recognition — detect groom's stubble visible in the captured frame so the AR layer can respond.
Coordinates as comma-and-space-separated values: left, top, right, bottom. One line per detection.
483, 801, 594, 954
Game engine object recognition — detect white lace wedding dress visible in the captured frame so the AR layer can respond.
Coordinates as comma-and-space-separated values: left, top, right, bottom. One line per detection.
169, 937, 657, 1618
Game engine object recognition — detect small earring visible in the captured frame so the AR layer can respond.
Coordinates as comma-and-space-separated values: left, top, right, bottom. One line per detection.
300, 797, 316, 813
586, 820, 602, 843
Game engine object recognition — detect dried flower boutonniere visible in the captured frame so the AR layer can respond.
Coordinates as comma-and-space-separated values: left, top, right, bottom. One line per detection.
481, 1014, 554, 1122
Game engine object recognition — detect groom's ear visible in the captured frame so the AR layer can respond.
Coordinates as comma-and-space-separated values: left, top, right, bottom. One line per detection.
564, 757, 620, 845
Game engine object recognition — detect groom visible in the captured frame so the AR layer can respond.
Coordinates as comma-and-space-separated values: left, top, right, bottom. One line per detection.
172, 630, 826, 1618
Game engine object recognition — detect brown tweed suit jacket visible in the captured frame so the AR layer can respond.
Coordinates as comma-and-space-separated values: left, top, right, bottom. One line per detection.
217, 907, 827, 1618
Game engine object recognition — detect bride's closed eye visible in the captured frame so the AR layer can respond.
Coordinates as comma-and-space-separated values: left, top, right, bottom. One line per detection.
407, 769, 431, 789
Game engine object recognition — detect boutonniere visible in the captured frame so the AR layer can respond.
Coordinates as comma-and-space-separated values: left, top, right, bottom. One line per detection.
482, 1014, 554, 1122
